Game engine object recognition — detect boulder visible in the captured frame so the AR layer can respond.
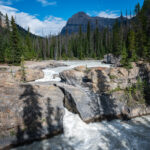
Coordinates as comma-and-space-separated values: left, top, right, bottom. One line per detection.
60, 69, 85, 85
0, 83, 64, 149
103, 53, 121, 66
56, 83, 96, 122
74, 66, 87, 72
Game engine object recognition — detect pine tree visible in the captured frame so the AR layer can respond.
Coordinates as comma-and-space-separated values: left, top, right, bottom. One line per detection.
10, 16, 22, 64
127, 30, 137, 61
0, 13, 2, 27
135, 3, 141, 15
93, 20, 99, 58
120, 43, 128, 66
87, 21, 91, 56
135, 26, 145, 57
78, 25, 83, 59
20, 55, 26, 82
146, 38, 150, 61
4, 46, 12, 63
112, 20, 122, 56
5, 14, 10, 31
24, 27, 35, 60
0, 34, 4, 63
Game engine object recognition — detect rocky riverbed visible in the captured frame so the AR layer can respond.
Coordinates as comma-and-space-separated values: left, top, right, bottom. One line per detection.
0, 60, 150, 149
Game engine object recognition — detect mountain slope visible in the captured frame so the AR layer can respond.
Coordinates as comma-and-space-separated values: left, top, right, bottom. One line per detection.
61, 12, 125, 34
0, 12, 39, 38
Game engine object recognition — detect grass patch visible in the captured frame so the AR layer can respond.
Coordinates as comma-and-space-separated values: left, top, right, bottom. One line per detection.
125, 78, 146, 106
108, 86, 122, 94
10, 130, 15, 136
109, 75, 117, 80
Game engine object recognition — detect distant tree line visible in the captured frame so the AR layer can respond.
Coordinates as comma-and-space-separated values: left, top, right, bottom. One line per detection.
0, 1, 150, 65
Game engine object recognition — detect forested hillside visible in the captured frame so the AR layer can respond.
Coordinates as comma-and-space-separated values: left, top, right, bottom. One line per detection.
0, 0, 150, 65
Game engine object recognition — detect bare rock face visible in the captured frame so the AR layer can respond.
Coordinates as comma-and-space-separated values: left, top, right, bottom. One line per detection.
60, 69, 85, 85
0, 61, 150, 149
61, 12, 124, 34
15, 68, 44, 82
0, 83, 64, 149
56, 83, 96, 122
59, 62, 150, 122
0, 67, 44, 85
103, 53, 121, 66
0, 72, 16, 85
74, 66, 87, 72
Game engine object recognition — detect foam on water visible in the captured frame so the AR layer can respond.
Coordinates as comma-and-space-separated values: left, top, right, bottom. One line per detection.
62, 109, 150, 150
12, 108, 150, 150
14, 61, 150, 150
36, 60, 110, 82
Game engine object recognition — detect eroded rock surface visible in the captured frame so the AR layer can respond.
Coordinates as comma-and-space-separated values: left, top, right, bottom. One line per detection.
0, 61, 150, 149
60, 62, 150, 122
0, 60, 67, 83
0, 83, 64, 149
15, 68, 44, 82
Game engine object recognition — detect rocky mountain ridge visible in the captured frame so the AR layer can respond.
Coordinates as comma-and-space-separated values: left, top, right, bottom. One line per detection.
61, 11, 126, 34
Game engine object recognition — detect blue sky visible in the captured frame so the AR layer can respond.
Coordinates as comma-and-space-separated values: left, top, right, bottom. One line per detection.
0, 0, 144, 36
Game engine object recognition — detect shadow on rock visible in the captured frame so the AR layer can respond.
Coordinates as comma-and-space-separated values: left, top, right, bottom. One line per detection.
46, 98, 63, 134
15, 84, 43, 146
90, 70, 130, 121
138, 64, 150, 106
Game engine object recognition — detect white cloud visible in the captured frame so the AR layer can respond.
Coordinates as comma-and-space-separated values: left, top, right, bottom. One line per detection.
97, 10, 119, 18
86, 13, 91, 16
37, 0, 56, 6
0, 0, 20, 5
0, 5, 66, 36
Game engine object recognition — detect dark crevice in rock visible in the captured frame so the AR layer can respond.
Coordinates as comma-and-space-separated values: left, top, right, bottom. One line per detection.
54, 84, 80, 115
82, 76, 92, 83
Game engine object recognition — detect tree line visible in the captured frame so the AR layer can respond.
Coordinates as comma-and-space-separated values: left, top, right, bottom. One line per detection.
0, 1, 150, 65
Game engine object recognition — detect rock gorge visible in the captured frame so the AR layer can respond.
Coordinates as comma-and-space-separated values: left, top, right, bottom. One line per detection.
0, 61, 150, 149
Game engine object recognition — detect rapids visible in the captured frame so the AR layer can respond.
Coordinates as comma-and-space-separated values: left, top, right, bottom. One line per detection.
13, 60, 150, 150
12, 109, 150, 150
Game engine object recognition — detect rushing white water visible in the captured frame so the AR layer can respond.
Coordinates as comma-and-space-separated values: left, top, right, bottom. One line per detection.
13, 61, 150, 150
36, 60, 110, 82
12, 109, 150, 150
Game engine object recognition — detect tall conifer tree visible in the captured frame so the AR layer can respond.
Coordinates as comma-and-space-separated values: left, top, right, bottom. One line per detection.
10, 16, 21, 64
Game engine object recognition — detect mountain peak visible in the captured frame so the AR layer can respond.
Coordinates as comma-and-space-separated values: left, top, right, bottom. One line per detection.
72, 12, 89, 18
61, 11, 116, 34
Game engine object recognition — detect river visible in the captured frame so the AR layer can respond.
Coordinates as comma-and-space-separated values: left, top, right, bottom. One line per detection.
12, 60, 150, 150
